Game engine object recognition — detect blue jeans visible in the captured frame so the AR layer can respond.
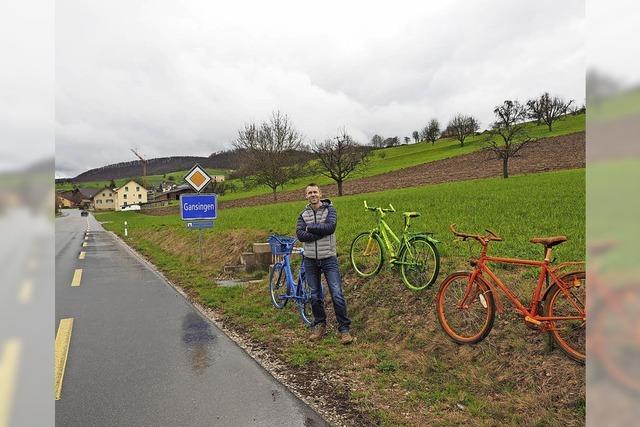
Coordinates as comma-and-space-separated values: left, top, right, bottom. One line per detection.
303, 256, 351, 332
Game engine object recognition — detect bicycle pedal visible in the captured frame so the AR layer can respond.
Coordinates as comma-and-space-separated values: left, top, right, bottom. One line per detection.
525, 316, 542, 326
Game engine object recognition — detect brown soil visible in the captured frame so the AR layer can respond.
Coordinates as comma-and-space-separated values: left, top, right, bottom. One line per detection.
143, 132, 584, 216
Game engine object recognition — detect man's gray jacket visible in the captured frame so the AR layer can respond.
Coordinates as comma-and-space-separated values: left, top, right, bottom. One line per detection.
296, 199, 337, 259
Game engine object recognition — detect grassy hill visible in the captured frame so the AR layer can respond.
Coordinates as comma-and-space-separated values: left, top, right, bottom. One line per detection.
58, 113, 584, 199
219, 112, 584, 201
96, 168, 585, 426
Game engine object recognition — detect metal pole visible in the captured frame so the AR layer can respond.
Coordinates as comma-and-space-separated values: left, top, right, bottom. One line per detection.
199, 228, 203, 264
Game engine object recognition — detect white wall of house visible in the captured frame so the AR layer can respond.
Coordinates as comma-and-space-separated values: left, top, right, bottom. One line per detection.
114, 180, 148, 211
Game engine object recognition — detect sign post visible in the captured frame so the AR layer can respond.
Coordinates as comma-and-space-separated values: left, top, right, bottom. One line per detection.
181, 165, 216, 263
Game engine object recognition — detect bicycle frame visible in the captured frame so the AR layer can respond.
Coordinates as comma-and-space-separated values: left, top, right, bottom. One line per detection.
277, 250, 307, 302
366, 210, 433, 260
466, 247, 585, 324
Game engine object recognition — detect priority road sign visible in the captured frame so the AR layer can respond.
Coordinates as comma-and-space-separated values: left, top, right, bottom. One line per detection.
184, 164, 212, 193
180, 194, 217, 220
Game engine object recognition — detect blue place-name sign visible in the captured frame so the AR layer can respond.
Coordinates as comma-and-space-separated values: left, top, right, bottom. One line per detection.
180, 194, 217, 220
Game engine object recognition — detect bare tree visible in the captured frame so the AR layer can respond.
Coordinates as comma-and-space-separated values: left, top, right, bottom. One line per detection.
371, 134, 384, 148
404, 136, 411, 144
412, 130, 420, 143
447, 114, 479, 147
313, 131, 371, 196
526, 92, 574, 131
233, 111, 304, 201
384, 136, 399, 147
423, 118, 441, 144
484, 100, 534, 178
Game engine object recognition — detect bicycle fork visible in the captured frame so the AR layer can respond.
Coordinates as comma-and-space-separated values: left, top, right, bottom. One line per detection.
363, 235, 375, 256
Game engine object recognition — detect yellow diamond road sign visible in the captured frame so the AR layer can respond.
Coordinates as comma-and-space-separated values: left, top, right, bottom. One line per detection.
184, 164, 212, 192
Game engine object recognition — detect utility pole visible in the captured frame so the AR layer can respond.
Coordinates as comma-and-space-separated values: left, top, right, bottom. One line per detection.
130, 148, 148, 188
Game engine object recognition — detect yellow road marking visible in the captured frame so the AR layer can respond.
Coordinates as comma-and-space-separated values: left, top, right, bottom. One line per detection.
0, 339, 21, 426
71, 269, 83, 287
82, 242, 87, 247
54, 319, 74, 400
18, 279, 33, 304
78, 251, 86, 260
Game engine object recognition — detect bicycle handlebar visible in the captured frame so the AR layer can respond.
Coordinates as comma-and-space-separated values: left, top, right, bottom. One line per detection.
269, 235, 299, 245
450, 223, 503, 243
363, 200, 396, 213
485, 228, 502, 241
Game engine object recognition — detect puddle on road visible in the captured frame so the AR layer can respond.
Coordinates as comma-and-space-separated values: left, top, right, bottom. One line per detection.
181, 313, 217, 375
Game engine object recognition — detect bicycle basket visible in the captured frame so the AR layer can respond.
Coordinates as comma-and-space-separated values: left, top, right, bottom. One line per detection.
268, 235, 297, 255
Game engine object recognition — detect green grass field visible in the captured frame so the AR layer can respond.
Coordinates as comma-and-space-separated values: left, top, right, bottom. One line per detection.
98, 168, 585, 262
94, 169, 585, 426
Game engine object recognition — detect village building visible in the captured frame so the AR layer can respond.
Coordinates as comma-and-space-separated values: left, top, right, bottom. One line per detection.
114, 180, 148, 211
92, 187, 116, 210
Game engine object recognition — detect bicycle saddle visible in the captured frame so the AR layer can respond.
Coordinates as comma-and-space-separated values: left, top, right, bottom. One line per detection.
403, 212, 420, 218
530, 236, 567, 247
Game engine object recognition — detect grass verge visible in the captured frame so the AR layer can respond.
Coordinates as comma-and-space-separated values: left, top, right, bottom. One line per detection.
96, 169, 585, 426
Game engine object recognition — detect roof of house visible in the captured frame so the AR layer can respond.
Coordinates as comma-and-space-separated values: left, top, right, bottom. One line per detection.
91, 186, 116, 198
114, 179, 146, 192
78, 188, 102, 199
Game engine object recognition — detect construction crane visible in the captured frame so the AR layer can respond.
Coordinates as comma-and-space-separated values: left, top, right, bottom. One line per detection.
130, 148, 148, 188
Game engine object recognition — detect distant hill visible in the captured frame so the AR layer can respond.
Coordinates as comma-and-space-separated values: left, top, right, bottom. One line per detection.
71, 153, 242, 182
69, 147, 314, 183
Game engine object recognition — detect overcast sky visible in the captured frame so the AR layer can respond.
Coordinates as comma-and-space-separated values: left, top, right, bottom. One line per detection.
55, 0, 586, 178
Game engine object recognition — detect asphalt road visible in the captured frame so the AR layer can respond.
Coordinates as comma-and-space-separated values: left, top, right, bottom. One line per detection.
55, 209, 329, 427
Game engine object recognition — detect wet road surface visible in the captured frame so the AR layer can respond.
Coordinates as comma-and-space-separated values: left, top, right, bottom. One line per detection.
55, 210, 329, 426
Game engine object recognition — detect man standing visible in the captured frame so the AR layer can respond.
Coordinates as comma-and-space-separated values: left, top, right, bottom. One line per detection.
296, 184, 353, 345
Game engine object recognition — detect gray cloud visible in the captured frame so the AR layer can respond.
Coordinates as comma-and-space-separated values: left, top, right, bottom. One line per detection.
55, 0, 585, 177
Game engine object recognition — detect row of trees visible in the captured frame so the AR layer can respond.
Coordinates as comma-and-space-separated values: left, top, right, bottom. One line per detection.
383, 92, 578, 149
233, 111, 370, 200
232, 92, 580, 201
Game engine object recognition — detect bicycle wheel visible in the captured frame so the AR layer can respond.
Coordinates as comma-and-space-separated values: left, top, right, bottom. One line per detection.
399, 236, 440, 290
269, 263, 288, 309
545, 271, 586, 363
436, 272, 495, 344
298, 280, 314, 327
350, 232, 384, 277
594, 286, 640, 392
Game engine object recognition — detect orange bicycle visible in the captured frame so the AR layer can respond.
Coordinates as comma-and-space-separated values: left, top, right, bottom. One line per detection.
436, 224, 585, 362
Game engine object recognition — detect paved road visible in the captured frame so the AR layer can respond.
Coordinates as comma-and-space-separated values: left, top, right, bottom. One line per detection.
55, 210, 329, 426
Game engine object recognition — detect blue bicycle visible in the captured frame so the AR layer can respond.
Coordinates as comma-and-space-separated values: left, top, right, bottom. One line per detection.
268, 235, 313, 326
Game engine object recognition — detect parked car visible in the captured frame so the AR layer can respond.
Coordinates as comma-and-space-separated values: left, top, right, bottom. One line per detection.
80, 210, 89, 217
120, 205, 141, 211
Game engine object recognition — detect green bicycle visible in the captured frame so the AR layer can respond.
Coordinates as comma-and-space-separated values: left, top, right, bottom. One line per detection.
350, 201, 440, 290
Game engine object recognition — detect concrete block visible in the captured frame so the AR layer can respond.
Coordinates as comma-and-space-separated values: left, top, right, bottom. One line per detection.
253, 243, 272, 254
255, 251, 272, 266
241, 252, 256, 266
